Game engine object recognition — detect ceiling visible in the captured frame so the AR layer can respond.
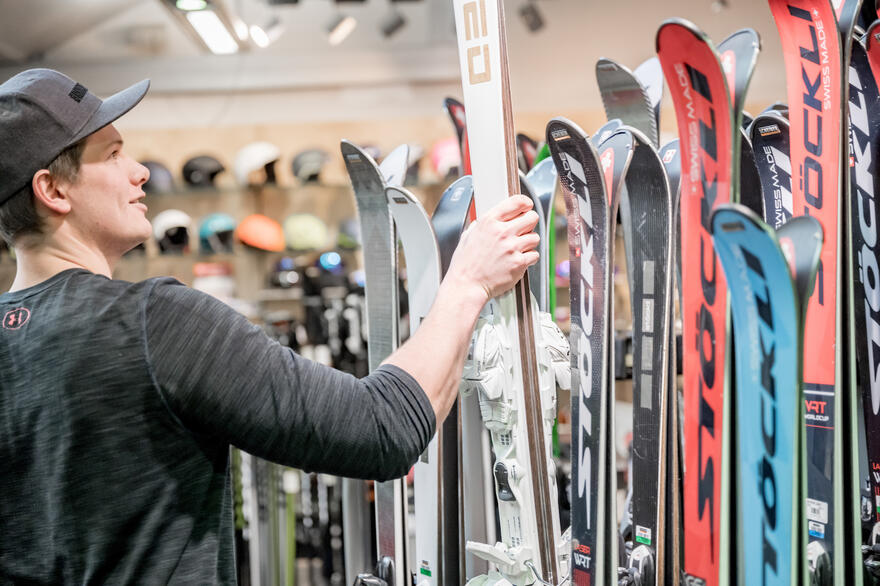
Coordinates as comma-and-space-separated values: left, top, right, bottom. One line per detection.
0, 0, 793, 126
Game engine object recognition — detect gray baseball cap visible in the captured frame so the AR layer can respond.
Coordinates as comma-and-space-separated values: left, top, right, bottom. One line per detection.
0, 68, 150, 205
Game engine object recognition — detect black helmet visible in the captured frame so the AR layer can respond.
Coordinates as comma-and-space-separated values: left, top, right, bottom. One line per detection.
140, 160, 174, 193
182, 155, 225, 187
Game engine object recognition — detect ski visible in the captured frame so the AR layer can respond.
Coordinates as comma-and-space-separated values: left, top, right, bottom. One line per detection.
430, 176, 496, 582
520, 171, 549, 310
739, 129, 765, 218
657, 19, 737, 586
749, 112, 794, 229
517, 132, 540, 172
846, 30, 880, 578
712, 204, 822, 586
546, 116, 617, 586
443, 97, 472, 176
596, 58, 660, 148
767, 0, 853, 581
451, 0, 563, 582
608, 127, 675, 586
342, 141, 409, 586
385, 185, 444, 586
635, 57, 665, 143
526, 157, 560, 314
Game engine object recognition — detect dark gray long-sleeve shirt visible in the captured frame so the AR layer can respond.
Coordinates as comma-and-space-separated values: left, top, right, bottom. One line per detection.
0, 268, 434, 584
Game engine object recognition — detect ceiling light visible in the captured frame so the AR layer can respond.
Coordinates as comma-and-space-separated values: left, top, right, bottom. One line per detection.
186, 10, 239, 54
176, 0, 208, 10
327, 14, 357, 46
380, 11, 406, 38
519, 2, 544, 33
232, 17, 249, 41
250, 17, 284, 48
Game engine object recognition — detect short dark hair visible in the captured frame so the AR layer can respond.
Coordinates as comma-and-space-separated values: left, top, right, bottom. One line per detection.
0, 138, 87, 246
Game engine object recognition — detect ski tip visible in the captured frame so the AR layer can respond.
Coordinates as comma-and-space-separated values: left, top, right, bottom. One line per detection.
545, 116, 589, 146
655, 17, 706, 52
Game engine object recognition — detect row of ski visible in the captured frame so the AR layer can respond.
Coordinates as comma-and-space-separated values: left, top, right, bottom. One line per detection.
336, 0, 880, 585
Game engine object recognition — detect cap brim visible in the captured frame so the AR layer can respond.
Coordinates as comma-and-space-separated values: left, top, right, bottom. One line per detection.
70, 78, 150, 144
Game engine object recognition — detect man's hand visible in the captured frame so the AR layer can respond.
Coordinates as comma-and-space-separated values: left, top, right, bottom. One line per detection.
445, 194, 540, 303
383, 194, 542, 424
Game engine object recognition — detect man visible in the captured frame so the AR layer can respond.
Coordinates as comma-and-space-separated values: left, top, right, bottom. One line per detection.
0, 69, 540, 583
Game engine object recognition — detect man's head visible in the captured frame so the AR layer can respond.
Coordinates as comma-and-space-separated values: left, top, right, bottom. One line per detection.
0, 69, 150, 253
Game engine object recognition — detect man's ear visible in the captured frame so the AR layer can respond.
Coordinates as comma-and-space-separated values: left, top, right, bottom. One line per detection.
31, 169, 72, 216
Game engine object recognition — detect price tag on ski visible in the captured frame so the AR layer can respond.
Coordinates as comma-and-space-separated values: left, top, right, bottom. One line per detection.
656, 19, 736, 586
451, 0, 559, 583
767, 0, 852, 580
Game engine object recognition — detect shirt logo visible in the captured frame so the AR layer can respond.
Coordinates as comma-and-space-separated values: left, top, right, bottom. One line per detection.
3, 307, 30, 330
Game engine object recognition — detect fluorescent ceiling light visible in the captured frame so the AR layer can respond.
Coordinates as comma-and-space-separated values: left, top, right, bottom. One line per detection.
186, 9, 239, 54
250, 17, 283, 48
176, 0, 208, 10
327, 14, 356, 46
232, 17, 249, 41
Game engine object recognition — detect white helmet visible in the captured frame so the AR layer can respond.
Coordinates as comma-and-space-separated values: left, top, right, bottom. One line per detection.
152, 209, 192, 254
234, 141, 281, 186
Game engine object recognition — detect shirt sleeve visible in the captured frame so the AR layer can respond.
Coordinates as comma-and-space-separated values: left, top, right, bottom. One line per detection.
142, 278, 435, 481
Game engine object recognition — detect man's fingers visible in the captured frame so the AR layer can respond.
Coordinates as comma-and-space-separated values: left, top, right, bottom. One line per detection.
508, 210, 540, 236
518, 231, 540, 252
521, 250, 540, 267
490, 194, 534, 221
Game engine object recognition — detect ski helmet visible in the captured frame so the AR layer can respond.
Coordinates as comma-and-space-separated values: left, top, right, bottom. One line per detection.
283, 213, 328, 251
152, 209, 192, 254
236, 214, 285, 252
292, 149, 329, 183
198, 213, 237, 254
234, 141, 281, 186
182, 155, 225, 187
140, 160, 174, 193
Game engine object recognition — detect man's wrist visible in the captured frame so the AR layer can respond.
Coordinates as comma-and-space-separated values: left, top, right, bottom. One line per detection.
438, 272, 489, 316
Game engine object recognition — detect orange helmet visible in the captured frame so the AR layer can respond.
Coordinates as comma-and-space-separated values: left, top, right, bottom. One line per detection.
236, 214, 285, 252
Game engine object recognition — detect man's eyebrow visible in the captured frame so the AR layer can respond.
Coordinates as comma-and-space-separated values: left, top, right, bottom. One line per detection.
104, 139, 124, 149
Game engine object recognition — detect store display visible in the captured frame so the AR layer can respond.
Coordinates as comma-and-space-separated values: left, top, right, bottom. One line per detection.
152, 208, 192, 254
140, 160, 174, 193
22, 2, 880, 584
234, 141, 281, 186
181, 155, 224, 188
